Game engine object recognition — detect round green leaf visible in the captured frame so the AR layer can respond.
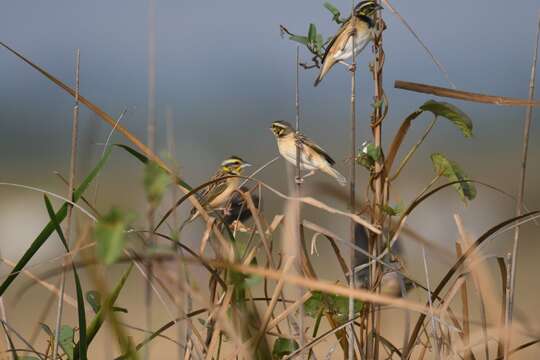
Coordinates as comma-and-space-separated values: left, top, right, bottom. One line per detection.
272, 337, 299, 359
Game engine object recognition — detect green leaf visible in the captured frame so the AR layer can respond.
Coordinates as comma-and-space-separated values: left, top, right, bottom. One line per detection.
43, 196, 87, 360
324, 1, 343, 23
304, 291, 363, 324
420, 100, 473, 138
0, 146, 114, 297
431, 153, 477, 202
308, 23, 317, 45
324, 2, 341, 17
94, 208, 133, 265
288, 35, 309, 46
272, 337, 299, 359
357, 142, 382, 170
74, 264, 134, 360
304, 291, 325, 318
115, 144, 192, 191
59, 325, 75, 360
380, 203, 403, 217
86, 291, 101, 313
144, 161, 171, 206
315, 33, 324, 54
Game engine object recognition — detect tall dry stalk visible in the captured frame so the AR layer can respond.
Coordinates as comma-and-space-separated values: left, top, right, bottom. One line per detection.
348, 1, 358, 359
53, 48, 80, 360
145, 0, 157, 359
505, 14, 540, 359
294, 45, 305, 350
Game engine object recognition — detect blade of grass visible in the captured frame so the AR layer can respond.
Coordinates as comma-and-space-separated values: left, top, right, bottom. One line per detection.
73, 263, 134, 359
44, 195, 87, 360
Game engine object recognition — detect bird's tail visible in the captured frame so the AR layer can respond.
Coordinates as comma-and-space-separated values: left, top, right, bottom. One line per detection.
324, 166, 347, 186
313, 60, 333, 87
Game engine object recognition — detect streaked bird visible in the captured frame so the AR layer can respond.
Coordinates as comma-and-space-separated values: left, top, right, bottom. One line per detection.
353, 224, 413, 297
187, 156, 251, 222
270, 121, 346, 186
314, 0, 383, 86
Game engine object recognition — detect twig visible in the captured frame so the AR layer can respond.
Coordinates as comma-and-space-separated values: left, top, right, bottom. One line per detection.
395, 80, 540, 107
505, 13, 540, 360
53, 48, 80, 360
379, 0, 455, 88
422, 247, 440, 359
348, 1, 358, 359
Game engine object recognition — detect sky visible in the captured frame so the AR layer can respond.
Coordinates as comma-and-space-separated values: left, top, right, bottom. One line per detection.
1, 0, 540, 357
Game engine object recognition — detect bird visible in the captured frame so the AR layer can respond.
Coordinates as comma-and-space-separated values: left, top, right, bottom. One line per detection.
187, 156, 251, 223
353, 224, 413, 297
314, 0, 383, 86
270, 121, 346, 186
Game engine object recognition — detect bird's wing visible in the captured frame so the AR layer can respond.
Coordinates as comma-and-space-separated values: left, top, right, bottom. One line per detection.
298, 133, 336, 165
321, 20, 355, 63
200, 171, 230, 205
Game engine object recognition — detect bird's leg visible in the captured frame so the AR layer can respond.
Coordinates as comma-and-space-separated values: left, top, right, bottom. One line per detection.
301, 170, 316, 180
338, 60, 356, 72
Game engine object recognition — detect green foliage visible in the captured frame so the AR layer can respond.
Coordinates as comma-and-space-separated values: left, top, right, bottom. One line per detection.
380, 203, 403, 217
304, 291, 363, 324
0, 146, 114, 297
420, 100, 473, 137
74, 264, 134, 360
357, 142, 382, 170
144, 161, 171, 206
59, 325, 75, 360
431, 153, 477, 202
86, 290, 101, 313
324, 1, 343, 23
94, 208, 134, 265
272, 337, 299, 359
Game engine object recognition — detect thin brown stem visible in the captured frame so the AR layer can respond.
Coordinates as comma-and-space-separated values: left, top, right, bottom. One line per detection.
505, 13, 540, 360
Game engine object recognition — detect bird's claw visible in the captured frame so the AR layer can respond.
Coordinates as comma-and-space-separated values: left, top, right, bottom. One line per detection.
348, 63, 357, 72
295, 176, 304, 185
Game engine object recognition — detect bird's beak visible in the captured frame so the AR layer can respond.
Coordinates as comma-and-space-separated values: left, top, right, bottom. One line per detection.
240, 163, 252, 168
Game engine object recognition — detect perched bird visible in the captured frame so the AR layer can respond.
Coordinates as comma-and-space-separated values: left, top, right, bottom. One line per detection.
270, 121, 346, 186
187, 156, 251, 222
314, 0, 383, 86
353, 224, 413, 297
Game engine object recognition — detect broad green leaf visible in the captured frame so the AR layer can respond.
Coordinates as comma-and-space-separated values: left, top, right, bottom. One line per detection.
431, 153, 477, 202
288, 35, 309, 46
74, 264, 134, 360
308, 23, 317, 45
272, 338, 299, 359
304, 291, 324, 318
357, 142, 382, 170
144, 161, 171, 206
420, 100, 473, 138
0, 146, 113, 297
59, 325, 75, 360
95, 208, 133, 265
